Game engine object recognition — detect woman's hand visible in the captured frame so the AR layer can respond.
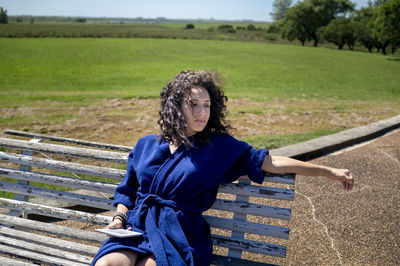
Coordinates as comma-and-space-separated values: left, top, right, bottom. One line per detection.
106, 218, 124, 229
105, 218, 133, 231
327, 168, 354, 191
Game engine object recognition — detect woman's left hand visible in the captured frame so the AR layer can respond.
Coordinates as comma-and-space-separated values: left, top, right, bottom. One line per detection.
327, 168, 354, 191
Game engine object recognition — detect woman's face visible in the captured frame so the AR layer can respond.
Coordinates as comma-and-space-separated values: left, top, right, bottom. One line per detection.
182, 86, 211, 136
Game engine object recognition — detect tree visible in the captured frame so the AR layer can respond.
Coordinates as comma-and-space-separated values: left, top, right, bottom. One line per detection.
0, 7, 8, 24
282, 19, 309, 46
370, 0, 390, 7
353, 6, 376, 52
370, 0, 400, 55
270, 0, 292, 21
282, 0, 355, 46
323, 17, 356, 49
378, 0, 400, 53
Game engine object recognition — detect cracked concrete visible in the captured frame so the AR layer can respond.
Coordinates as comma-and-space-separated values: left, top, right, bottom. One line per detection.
272, 128, 400, 265
295, 191, 343, 265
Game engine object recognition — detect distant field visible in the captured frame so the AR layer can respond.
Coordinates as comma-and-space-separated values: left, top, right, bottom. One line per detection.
0, 23, 277, 42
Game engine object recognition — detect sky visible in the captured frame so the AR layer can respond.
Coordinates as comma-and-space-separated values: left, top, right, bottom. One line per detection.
0, 0, 371, 22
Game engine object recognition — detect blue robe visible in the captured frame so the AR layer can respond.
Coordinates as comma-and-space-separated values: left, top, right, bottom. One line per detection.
91, 134, 268, 266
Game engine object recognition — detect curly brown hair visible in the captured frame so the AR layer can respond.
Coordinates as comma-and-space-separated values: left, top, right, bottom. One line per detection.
158, 70, 232, 147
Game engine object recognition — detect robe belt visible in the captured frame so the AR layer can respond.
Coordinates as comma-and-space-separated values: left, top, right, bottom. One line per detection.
132, 192, 196, 266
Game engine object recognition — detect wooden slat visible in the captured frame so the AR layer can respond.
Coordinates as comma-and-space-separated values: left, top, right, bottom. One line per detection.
0, 234, 93, 264
0, 137, 128, 163
0, 214, 106, 243
0, 256, 36, 266
0, 198, 111, 225
228, 177, 250, 258
0, 151, 125, 180
0, 167, 118, 194
0, 181, 114, 210
212, 234, 286, 258
0, 226, 99, 257
6, 129, 132, 152
0, 243, 88, 266
219, 182, 294, 200
211, 199, 291, 220
263, 172, 296, 184
204, 215, 289, 239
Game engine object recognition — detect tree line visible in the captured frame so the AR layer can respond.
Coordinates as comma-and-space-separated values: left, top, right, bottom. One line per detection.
269, 0, 400, 55
0, 7, 7, 24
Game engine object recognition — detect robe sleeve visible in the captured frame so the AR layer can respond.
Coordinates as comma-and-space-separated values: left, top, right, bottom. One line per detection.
219, 137, 269, 185
113, 149, 140, 209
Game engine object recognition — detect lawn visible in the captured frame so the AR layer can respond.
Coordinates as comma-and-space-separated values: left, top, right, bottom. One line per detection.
1, 38, 399, 105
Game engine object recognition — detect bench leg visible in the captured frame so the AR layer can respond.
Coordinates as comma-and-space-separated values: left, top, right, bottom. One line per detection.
8, 139, 41, 217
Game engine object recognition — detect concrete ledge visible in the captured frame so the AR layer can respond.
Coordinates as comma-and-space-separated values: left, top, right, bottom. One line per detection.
270, 115, 400, 161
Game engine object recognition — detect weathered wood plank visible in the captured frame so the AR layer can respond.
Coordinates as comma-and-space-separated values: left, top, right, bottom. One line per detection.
9, 141, 39, 217
0, 214, 106, 243
0, 226, 99, 257
0, 243, 88, 266
219, 182, 294, 201
0, 256, 36, 266
5, 129, 132, 152
211, 199, 291, 220
0, 198, 111, 225
0, 181, 114, 210
263, 172, 296, 185
204, 215, 289, 239
0, 167, 118, 194
0, 234, 93, 264
212, 234, 286, 258
228, 177, 250, 258
0, 137, 128, 163
0, 151, 125, 180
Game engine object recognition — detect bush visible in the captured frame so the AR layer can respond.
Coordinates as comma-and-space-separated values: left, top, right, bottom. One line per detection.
185, 24, 195, 29
267, 22, 282, 33
217, 24, 236, 33
75, 18, 87, 23
247, 24, 257, 31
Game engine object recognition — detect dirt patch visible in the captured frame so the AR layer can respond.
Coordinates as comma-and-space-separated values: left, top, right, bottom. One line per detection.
1, 97, 399, 148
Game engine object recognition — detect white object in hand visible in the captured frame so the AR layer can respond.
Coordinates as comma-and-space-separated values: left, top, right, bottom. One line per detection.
95, 228, 143, 238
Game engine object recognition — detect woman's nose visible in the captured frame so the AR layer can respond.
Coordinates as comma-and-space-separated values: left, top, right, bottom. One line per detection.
196, 106, 207, 115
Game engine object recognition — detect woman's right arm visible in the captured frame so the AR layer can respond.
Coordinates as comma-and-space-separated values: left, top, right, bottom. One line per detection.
106, 204, 129, 229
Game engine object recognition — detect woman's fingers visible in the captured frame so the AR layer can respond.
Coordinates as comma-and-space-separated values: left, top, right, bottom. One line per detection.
330, 168, 354, 191
105, 219, 124, 229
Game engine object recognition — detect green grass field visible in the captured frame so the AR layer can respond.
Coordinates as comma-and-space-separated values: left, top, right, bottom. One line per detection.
1, 38, 399, 108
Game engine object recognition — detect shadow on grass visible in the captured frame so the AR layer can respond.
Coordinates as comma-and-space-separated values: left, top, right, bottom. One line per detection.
387, 56, 400, 62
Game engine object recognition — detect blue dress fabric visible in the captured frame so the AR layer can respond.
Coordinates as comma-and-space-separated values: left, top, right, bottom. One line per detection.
91, 134, 269, 266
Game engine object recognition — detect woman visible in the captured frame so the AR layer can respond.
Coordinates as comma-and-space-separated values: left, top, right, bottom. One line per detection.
92, 70, 354, 266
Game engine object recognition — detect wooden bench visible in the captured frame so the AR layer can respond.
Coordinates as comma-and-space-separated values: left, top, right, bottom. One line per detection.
0, 129, 296, 265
